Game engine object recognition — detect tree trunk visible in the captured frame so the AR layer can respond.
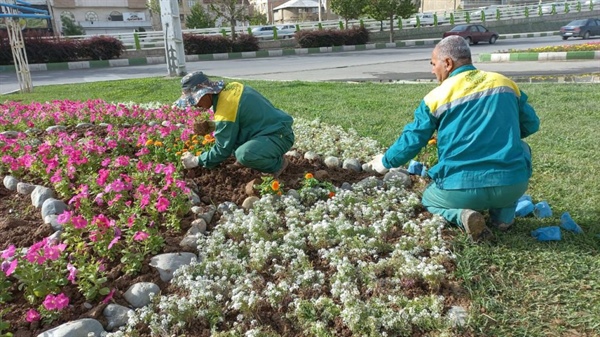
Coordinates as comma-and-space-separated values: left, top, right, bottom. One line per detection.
230, 19, 237, 40
389, 15, 395, 43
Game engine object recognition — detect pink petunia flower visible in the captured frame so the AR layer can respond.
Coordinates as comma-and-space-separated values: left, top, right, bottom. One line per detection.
133, 231, 149, 241
67, 263, 78, 284
155, 197, 170, 212
26, 309, 41, 322
2, 259, 17, 276
102, 288, 116, 304
1, 245, 15, 259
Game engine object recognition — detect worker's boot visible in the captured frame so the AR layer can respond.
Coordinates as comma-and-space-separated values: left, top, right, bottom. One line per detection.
460, 209, 494, 242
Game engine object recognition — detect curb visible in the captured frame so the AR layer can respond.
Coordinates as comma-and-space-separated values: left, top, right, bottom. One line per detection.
0, 31, 596, 73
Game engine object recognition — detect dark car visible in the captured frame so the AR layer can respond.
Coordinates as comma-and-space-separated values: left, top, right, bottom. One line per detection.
442, 24, 499, 45
560, 18, 600, 40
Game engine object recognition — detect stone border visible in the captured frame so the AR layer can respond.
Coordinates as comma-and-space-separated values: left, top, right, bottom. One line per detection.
2, 31, 591, 74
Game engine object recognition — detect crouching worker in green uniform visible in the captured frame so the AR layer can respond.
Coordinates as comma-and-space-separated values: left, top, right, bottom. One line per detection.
177, 71, 295, 176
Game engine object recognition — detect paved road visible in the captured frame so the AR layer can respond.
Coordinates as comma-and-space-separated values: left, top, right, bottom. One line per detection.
1, 36, 599, 95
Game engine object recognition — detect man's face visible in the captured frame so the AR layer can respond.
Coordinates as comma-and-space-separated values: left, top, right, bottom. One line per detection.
430, 49, 452, 83
197, 94, 212, 109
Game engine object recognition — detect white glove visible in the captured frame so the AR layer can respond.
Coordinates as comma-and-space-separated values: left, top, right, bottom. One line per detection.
181, 152, 199, 169
368, 154, 389, 174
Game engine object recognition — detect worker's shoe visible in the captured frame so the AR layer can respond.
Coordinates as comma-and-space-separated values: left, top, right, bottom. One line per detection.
491, 220, 515, 232
273, 157, 289, 178
460, 209, 493, 242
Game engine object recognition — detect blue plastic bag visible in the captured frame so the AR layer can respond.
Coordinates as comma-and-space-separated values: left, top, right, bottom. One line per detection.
518, 195, 533, 203
560, 212, 583, 234
531, 226, 562, 241
534, 201, 552, 218
408, 160, 424, 175
515, 199, 534, 217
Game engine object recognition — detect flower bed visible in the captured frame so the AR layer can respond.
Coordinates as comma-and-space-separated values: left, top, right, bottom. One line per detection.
1, 100, 464, 336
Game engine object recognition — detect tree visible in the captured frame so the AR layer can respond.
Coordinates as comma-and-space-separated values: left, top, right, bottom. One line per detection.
246, 10, 267, 26
330, 0, 369, 28
147, 0, 161, 16
210, 0, 248, 39
186, 3, 215, 29
365, 0, 415, 42
61, 16, 85, 36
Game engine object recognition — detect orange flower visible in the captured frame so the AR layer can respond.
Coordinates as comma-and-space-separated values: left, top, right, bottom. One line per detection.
328, 191, 336, 198
428, 138, 437, 146
145, 139, 154, 146
202, 134, 215, 145
271, 180, 280, 191
154, 141, 163, 147
196, 151, 202, 156
305, 173, 314, 179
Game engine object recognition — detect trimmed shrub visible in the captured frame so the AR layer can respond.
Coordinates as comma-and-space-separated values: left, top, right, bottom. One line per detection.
232, 34, 259, 52
183, 34, 230, 54
296, 27, 369, 48
24, 33, 81, 63
80, 36, 124, 60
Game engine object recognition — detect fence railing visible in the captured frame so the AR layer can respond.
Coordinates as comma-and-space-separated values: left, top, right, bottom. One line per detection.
61, 1, 596, 52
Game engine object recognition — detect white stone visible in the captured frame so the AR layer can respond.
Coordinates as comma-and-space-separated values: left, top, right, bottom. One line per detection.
37, 318, 105, 337
123, 282, 160, 308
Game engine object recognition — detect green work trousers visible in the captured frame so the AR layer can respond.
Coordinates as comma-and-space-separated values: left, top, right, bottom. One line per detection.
421, 180, 529, 228
235, 129, 294, 173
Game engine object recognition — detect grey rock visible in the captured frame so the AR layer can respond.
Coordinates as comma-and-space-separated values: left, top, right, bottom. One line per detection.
447, 306, 468, 327
104, 304, 133, 331
149, 252, 197, 282
148, 121, 158, 127
16, 182, 36, 195
241, 196, 260, 210
383, 170, 412, 188
179, 219, 207, 250
37, 318, 105, 337
123, 282, 160, 308
303, 151, 320, 161
76, 122, 94, 128
99, 123, 110, 127
44, 214, 63, 231
47, 230, 62, 244
217, 201, 237, 214
286, 189, 300, 200
41, 198, 68, 218
192, 205, 216, 224
45, 125, 66, 133
323, 156, 340, 168
31, 186, 56, 209
0, 131, 19, 139
354, 176, 383, 189
188, 190, 201, 205
340, 182, 353, 191
3, 175, 19, 191
342, 158, 362, 172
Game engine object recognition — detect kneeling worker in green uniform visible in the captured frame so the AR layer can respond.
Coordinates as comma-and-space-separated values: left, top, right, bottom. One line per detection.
178, 71, 295, 176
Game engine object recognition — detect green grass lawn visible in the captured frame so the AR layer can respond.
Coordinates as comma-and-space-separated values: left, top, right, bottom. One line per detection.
3, 78, 600, 337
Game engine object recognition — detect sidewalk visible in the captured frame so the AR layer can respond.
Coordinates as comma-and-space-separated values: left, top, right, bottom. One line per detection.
1, 31, 596, 74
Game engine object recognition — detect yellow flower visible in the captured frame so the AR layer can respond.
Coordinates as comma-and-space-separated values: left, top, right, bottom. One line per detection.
196, 151, 202, 156
428, 138, 437, 146
145, 139, 154, 146
154, 141, 163, 147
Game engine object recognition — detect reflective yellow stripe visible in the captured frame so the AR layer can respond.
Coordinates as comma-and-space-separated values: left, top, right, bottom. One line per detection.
214, 82, 244, 122
425, 70, 521, 116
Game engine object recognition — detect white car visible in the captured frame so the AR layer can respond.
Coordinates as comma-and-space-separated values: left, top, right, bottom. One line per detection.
408, 13, 448, 27
251, 25, 296, 40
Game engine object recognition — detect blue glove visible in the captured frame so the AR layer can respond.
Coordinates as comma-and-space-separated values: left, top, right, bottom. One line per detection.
534, 201, 552, 218
560, 212, 583, 234
420, 165, 428, 177
515, 199, 534, 217
408, 160, 423, 175
531, 226, 562, 241
518, 194, 532, 203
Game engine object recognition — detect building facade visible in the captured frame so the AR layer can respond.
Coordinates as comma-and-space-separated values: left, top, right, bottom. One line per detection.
47, 0, 153, 35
